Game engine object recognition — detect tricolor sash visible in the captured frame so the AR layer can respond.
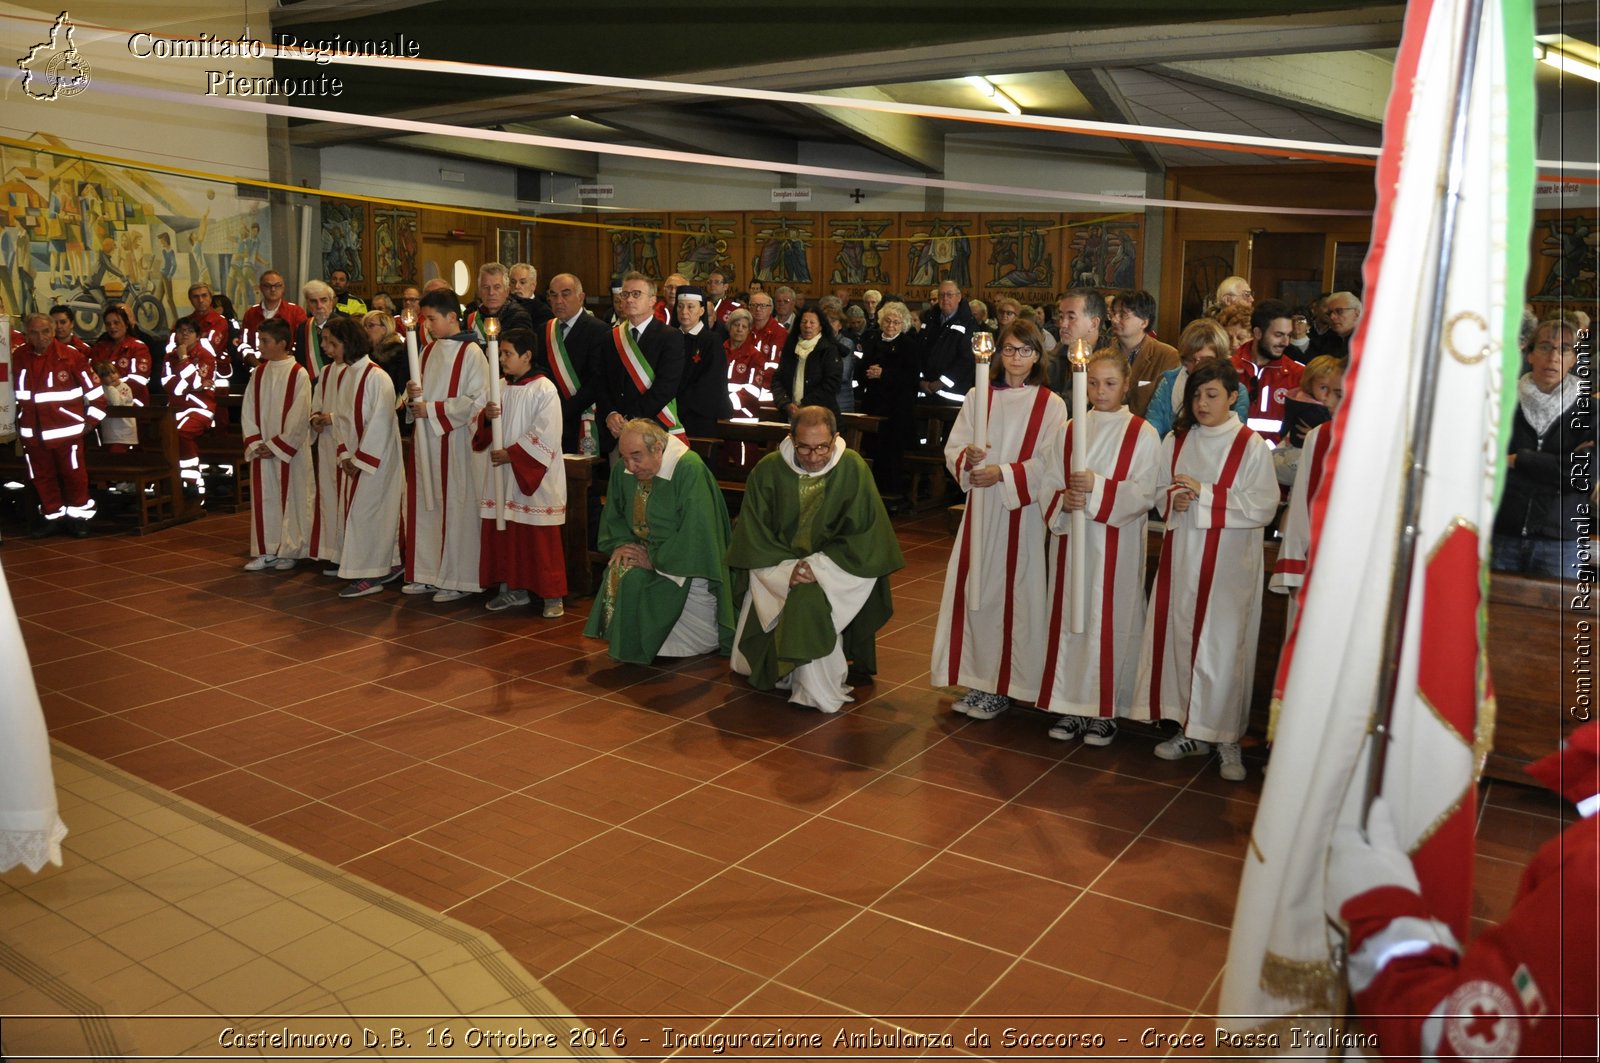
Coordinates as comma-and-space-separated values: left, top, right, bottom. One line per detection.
546, 319, 580, 399
612, 323, 685, 437
305, 321, 326, 377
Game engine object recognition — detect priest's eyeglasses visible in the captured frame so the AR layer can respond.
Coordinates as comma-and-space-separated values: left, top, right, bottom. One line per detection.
793, 439, 835, 454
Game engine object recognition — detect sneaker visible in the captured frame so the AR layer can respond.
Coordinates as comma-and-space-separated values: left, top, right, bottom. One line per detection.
1218, 742, 1247, 782
1154, 734, 1212, 761
243, 554, 276, 572
1081, 717, 1118, 747
485, 589, 530, 612
542, 597, 565, 618
272, 557, 297, 571
339, 577, 386, 598
1047, 715, 1084, 741
963, 692, 1011, 721
401, 582, 437, 595
322, 566, 342, 577
379, 566, 405, 584
432, 588, 468, 603
951, 689, 985, 716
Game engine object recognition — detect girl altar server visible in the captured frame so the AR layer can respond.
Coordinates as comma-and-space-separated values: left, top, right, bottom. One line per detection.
239, 317, 312, 571
327, 316, 405, 598
308, 315, 348, 570
930, 319, 1066, 720
473, 328, 567, 617
1036, 349, 1161, 745
1129, 359, 1279, 781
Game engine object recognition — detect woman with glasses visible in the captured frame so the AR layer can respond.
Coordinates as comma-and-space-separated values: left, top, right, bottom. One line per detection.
1492, 318, 1595, 580
859, 300, 923, 504
770, 307, 844, 420
931, 319, 1067, 721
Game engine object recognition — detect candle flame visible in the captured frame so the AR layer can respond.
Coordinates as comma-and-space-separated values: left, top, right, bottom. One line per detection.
1068, 337, 1093, 367
971, 331, 995, 360
483, 316, 501, 339
400, 308, 417, 328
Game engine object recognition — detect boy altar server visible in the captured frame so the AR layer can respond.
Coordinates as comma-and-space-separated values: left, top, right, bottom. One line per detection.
327, 316, 405, 598
403, 289, 489, 603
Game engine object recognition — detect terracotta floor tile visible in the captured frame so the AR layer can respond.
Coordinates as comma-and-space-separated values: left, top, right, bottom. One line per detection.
863, 647, 931, 685
947, 703, 1091, 760
343, 838, 505, 910
375, 659, 510, 703
106, 740, 232, 791
306, 643, 452, 684
219, 662, 363, 709
716, 746, 885, 814
1092, 837, 1243, 927
416, 794, 610, 877
1027, 892, 1230, 1010
967, 959, 1188, 1047
255, 801, 407, 866
1474, 804, 1565, 864
251, 735, 419, 799
181, 710, 343, 767
449, 879, 626, 979
600, 668, 744, 717
321, 762, 510, 833
627, 784, 813, 863
1058, 727, 1216, 785
530, 650, 655, 690
26, 600, 153, 636
873, 851, 1081, 956
523, 829, 722, 923
430, 728, 602, 791
54, 666, 208, 714
117, 689, 277, 739
38, 690, 102, 731
788, 703, 953, 771
951, 804, 1137, 887
696, 690, 838, 742
777, 909, 1011, 1017
174, 645, 303, 686
453, 636, 591, 677
22, 634, 101, 666
544, 927, 763, 1019
823, 773, 1002, 849
351, 704, 515, 759
1484, 780, 1577, 822
1473, 853, 1526, 924
402, 622, 523, 657
175, 769, 314, 826
695, 982, 892, 1054
1146, 791, 1258, 856
1014, 761, 1184, 834
523, 753, 703, 826
638, 867, 861, 977
50, 714, 166, 760
257, 627, 390, 663
445, 676, 602, 727
286, 683, 436, 733
890, 735, 1058, 800
611, 719, 781, 782
740, 817, 937, 906
126, 629, 242, 663
525, 699, 679, 753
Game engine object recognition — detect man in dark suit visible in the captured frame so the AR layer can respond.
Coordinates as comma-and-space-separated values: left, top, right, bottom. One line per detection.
546, 272, 613, 454
596, 271, 686, 451
919, 279, 979, 404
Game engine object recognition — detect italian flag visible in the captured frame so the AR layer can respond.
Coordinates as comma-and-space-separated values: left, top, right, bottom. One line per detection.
1219, 0, 1534, 1042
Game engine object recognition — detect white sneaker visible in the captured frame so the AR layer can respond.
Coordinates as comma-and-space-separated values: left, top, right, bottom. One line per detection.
432, 588, 468, 603
401, 582, 437, 595
952, 689, 985, 716
1154, 735, 1212, 761
322, 566, 342, 577
272, 557, 297, 571
1081, 717, 1118, 747
485, 589, 530, 612
542, 597, 565, 618
1218, 742, 1247, 782
243, 555, 276, 572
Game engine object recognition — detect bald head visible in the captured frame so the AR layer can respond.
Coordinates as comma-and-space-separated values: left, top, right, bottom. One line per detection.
547, 272, 585, 321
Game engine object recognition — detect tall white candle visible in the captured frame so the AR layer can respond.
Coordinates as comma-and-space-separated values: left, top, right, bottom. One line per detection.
401, 309, 436, 512
484, 317, 506, 531
968, 331, 994, 606
1069, 339, 1090, 634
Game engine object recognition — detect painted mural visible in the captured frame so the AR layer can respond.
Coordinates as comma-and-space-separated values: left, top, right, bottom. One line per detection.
321, 202, 365, 283
606, 217, 669, 283
0, 135, 270, 339
373, 207, 419, 285
1532, 213, 1598, 300
748, 214, 815, 287
826, 216, 895, 290
670, 215, 738, 284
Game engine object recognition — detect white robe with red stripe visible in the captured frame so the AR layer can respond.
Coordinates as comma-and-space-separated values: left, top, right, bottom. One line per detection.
1036, 407, 1161, 718
309, 363, 346, 564
1129, 419, 1279, 744
1270, 422, 1333, 601
241, 357, 313, 560
334, 356, 403, 579
930, 384, 1066, 703
406, 336, 489, 592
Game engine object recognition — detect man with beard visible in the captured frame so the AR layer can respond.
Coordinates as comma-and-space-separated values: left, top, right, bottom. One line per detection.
1229, 299, 1305, 443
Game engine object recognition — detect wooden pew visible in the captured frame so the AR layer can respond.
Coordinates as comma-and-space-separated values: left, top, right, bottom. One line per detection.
87, 406, 191, 534
907, 402, 960, 511
194, 393, 249, 512
562, 454, 602, 597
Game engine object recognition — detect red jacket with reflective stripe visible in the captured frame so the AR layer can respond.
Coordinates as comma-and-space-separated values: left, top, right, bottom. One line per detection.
15, 340, 106, 449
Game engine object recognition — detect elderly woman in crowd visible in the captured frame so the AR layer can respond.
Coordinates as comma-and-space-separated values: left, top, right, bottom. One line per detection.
1492, 317, 1595, 580
362, 310, 409, 430
723, 307, 765, 418
859, 300, 923, 504
817, 295, 858, 412
771, 306, 844, 420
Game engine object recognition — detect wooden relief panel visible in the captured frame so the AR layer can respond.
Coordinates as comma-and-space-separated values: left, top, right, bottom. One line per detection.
978, 214, 1060, 307
821, 214, 897, 299
901, 215, 977, 293
666, 214, 740, 285
746, 213, 818, 292
602, 216, 670, 285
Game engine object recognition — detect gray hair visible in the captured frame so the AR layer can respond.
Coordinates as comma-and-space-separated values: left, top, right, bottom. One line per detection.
726, 308, 753, 327
622, 418, 668, 453
479, 262, 509, 282
877, 302, 909, 329
302, 279, 334, 302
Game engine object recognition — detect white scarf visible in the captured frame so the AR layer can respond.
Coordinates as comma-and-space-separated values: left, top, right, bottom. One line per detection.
1518, 371, 1579, 437
793, 335, 819, 405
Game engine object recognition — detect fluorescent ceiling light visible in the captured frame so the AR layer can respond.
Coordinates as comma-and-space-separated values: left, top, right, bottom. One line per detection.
967, 74, 1023, 116
1537, 45, 1600, 82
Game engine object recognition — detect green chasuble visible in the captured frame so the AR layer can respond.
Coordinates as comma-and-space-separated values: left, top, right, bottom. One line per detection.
727, 446, 905, 687
583, 441, 735, 663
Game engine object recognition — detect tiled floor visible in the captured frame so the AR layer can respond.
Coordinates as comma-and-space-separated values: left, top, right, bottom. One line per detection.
4, 508, 1572, 1059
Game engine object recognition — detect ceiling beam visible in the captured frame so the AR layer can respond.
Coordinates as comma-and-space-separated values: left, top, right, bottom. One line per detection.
383, 134, 598, 178
1066, 70, 1166, 174
802, 88, 945, 172
1157, 52, 1391, 127
584, 106, 799, 164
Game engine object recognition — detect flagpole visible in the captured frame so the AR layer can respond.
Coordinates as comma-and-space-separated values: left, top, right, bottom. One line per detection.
1362, 0, 1487, 829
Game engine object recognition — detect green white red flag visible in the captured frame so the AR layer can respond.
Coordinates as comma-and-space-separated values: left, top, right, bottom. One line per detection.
1219, 0, 1534, 1044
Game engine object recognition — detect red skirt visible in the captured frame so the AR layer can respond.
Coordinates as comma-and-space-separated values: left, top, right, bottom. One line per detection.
479, 520, 567, 597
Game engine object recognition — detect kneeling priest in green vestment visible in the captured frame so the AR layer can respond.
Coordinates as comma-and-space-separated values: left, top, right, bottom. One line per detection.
583, 418, 735, 663
728, 406, 905, 713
